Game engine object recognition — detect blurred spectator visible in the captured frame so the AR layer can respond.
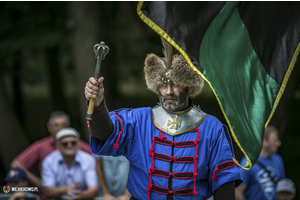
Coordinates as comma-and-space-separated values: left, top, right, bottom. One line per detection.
41, 128, 98, 199
1, 168, 33, 200
235, 125, 286, 200
276, 178, 296, 200
10, 111, 91, 187
95, 155, 130, 200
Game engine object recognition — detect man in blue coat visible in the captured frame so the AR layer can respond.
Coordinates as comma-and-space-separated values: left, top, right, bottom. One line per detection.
84, 39, 242, 200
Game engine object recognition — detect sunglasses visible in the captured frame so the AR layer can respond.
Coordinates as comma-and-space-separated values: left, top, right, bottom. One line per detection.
60, 141, 77, 147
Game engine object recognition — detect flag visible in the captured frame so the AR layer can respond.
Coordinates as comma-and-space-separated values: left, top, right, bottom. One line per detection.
137, 1, 300, 169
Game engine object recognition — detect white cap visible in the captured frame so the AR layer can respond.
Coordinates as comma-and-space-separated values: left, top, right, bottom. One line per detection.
56, 128, 80, 141
276, 178, 296, 193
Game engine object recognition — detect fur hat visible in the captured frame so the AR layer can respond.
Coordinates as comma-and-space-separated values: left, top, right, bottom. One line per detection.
144, 38, 204, 97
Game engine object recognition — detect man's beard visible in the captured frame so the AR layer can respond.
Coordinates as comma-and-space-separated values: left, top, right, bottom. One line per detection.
159, 89, 189, 112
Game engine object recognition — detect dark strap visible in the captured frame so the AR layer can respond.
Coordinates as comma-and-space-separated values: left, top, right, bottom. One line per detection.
151, 167, 195, 179
152, 152, 195, 163
154, 137, 196, 147
130, 196, 138, 200
150, 184, 194, 195
256, 161, 278, 184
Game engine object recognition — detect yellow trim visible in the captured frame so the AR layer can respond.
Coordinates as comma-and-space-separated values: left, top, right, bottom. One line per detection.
265, 41, 300, 127
137, 2, 300, 170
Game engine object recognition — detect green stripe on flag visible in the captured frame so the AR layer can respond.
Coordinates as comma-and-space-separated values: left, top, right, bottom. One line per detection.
199, 2, 280, 169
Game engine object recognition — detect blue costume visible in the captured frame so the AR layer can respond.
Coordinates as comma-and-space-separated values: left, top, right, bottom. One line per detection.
90, 105, 242, 200
239, 154, 285, 200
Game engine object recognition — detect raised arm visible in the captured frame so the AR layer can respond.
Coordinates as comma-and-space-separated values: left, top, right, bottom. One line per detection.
85, 77, 113, 141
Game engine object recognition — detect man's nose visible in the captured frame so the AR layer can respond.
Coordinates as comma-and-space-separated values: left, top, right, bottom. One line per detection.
166, 84, 174, 94
67, 142, 73, 148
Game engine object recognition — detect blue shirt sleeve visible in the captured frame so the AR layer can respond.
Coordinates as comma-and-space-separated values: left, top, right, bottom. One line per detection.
207, 122, 242, 192
41, 154, 57, 187
90, 108, 141, 157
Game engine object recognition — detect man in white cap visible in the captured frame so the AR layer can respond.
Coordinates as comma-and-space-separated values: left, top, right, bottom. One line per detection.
276, 178, 296, 200
41, 127, 98, 199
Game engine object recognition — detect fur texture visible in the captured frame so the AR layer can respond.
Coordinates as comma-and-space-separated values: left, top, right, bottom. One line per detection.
144, 53, 204, 97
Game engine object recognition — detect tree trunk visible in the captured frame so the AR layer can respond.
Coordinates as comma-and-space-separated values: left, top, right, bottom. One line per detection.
0, 76, 29, 170
12, 51, 25, 125
67, 2, 101, 142
46, 46, 68, 112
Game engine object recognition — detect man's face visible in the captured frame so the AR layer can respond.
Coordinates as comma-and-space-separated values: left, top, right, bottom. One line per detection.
158, 83, 189, 112
265, 132, 281, 154
48, 116, 69, 138
57, 136, 78, 157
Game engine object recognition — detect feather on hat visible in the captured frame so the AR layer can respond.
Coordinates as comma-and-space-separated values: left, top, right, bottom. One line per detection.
144, 37, 204, 97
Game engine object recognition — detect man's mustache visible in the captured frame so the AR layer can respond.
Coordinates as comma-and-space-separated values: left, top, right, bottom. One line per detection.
163, 95, 178, 100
